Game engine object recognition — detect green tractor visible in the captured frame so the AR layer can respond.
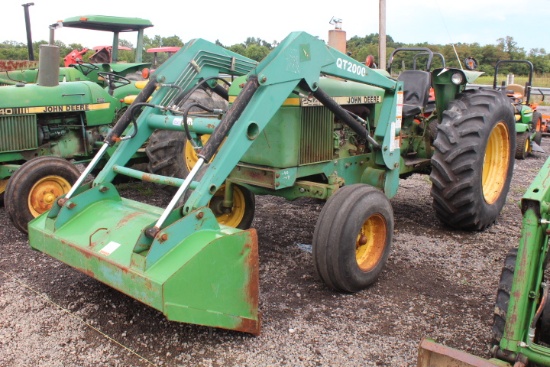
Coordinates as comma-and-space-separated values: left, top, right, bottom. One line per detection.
27, 32, 514, 334
0, 15, 155, 233
417, 154, 550, 367
493, 59, 544, 159
0, 15, 153, 87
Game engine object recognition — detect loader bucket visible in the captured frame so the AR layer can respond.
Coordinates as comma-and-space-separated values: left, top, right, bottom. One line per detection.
417, 339, 511, 367
27, 183, 260, 334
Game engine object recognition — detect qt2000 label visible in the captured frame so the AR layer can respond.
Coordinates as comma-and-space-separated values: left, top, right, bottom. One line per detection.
336, 58, 367, 77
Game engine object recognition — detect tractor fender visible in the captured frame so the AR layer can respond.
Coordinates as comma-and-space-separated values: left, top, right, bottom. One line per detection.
515, 123, 529, 133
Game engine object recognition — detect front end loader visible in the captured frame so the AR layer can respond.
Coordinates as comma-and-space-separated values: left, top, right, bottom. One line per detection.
418, 154, 550, 366
27, 31, 515, 334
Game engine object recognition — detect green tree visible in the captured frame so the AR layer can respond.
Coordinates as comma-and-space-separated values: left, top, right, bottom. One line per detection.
244, 44, 270, 61
497, 36, 526, 61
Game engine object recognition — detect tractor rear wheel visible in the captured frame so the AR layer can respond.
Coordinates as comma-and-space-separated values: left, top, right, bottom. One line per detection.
5, 157, 81, 234
146, 88, 226, 180
312, 184, 394, 293
515, 132, 531, 160
430, 89, 515, 231
146, 130, 208, 180
492, 248, 516, 346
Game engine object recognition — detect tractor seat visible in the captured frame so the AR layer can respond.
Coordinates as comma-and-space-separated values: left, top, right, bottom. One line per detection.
398, 70, 432, 118
506, 83, 525, 99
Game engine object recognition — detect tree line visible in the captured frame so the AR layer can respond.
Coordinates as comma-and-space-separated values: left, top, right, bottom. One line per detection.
1, 32, 547, 76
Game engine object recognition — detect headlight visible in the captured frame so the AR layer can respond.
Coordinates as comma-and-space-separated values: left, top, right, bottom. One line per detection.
451, 72, 464, 85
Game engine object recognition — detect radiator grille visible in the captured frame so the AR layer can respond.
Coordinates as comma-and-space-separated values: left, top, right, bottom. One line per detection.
0, 115, 38, 153
299, 107, 333, 164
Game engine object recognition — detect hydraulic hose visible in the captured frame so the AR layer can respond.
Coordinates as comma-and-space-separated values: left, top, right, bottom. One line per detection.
312, 86, 381, 149
104, 78, 158, 146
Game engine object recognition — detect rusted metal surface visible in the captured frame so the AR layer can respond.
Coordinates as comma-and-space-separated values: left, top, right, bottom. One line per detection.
0, 60, 38, 71
417, 339, 508, 367
235, 228, 261, 335
230, 164, 277, 189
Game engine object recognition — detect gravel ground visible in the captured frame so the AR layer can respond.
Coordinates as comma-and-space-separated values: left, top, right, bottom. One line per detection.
1, 138, 548, 367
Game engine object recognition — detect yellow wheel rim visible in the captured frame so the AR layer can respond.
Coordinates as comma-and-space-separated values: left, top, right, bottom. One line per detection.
0, 179, 7, 195
184, 134, 211, 171
482, 121, 510, 204
355, 214, 387, 271
209, 184, 246, 227
28, 175, 72, 217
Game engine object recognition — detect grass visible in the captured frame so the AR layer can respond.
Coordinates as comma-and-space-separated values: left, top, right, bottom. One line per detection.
476, 74, 550, 88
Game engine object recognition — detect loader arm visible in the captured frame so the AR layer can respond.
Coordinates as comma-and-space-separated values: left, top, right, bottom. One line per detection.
178, 31, 402, 213
97, 31, 402, 226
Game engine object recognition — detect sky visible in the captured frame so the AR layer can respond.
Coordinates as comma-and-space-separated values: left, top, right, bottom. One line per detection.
2, 0, 550, 54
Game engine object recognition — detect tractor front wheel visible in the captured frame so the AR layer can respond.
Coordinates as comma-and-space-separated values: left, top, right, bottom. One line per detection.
209, 184, 255, 229
5, 157, 81, 234
180, 165, 255, 230
312, 184, 394, 293
430, 89, 515, 231
515, 132, 531, 160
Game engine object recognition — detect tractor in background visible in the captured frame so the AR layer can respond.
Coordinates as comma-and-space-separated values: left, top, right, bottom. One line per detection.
147, 46, 181, 68
0, 15, 156, 233
493, 59, 545, 159
26, 31, 515, 334
0, 15, 153, 87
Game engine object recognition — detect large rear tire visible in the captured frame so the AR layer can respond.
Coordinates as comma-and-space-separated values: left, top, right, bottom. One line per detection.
312, 184, 394, 293
430, 89, 515, 231
5, 157, 81, 234
146, 130, 199, 179
146, 88, 226, 180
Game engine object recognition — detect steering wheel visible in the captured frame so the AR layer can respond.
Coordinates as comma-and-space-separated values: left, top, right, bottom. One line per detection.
97, 72, 131, 95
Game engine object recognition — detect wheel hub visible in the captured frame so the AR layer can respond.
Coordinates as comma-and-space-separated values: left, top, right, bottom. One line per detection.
482, 121, 510, 205
356, 214, 387, 272
210, 184, 245, 227
29, 176, 72, 217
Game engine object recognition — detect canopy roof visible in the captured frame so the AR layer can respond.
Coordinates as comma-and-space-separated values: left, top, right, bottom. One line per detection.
61, 15, 153, 32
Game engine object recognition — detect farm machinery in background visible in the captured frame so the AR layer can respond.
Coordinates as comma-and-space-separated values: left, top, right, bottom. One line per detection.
417, 154, 550, 367
493, 60, 545, 159
26, 31, 515, 334
147, 46, 181, 68
0, 15, 153, 87
0, 15, 156, 233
